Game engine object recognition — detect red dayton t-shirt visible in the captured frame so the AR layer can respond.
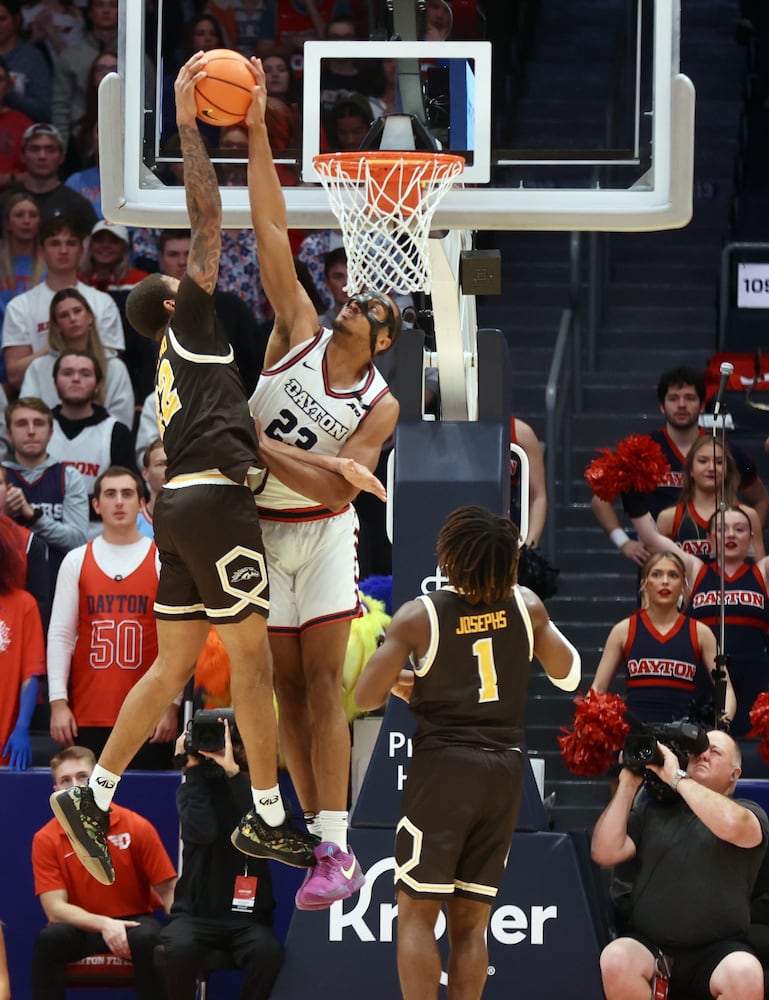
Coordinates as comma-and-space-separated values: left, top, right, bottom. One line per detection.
32, 804, 176, 917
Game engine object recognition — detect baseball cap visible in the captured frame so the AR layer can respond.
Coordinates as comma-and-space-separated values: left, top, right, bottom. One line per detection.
22, 122, 64, 148
90, 219, 130, 245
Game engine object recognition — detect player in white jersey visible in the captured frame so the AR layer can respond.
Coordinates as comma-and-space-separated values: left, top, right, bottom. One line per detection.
245, 58, 401, 910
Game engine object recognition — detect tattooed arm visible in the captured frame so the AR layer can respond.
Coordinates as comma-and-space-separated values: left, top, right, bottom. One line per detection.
175, 53, 222, 294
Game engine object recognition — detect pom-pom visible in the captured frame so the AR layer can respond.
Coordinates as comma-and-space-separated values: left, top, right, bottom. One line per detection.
748, 691, 769, 764
558, 690, 630, 777
584, 434, 670, 502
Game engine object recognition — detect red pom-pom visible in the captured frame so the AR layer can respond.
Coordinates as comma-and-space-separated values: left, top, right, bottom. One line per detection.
584, 434, 670, 502
748, 691, 769, 764
558, 690, 631, 777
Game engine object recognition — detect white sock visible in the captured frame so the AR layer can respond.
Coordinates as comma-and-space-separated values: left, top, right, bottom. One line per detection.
304, 813, 323, 839
319, 810, 349, 852
89, 766, 121, 811
252, 785, 286, 827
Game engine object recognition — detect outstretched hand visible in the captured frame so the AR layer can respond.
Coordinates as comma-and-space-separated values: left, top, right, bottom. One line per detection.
245, 57, 267, 129
175, 51, 208, 127
338, 458, 387, 502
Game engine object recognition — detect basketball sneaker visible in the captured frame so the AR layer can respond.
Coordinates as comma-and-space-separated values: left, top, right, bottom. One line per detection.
295, 842, 365, 910
50, 785, 114, 885
231, 810, 319, 867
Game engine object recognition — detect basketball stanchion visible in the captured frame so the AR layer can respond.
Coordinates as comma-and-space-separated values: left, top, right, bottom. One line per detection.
312, 150, 464, 294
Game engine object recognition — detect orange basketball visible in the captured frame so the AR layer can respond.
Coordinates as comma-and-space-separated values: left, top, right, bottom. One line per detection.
194, 49, 254, 127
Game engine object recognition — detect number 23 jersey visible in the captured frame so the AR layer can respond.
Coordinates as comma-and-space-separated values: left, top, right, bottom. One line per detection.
249, 327, 391, 511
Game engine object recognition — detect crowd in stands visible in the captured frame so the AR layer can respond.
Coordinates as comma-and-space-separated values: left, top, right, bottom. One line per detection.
6, 4, 769, 999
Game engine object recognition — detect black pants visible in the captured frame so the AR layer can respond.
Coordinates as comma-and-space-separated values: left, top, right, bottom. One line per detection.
158, 915, 284, 1000
31, 913, 165, 1000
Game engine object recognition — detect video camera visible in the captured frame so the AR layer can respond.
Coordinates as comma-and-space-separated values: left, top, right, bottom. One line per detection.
623, 715, 709, 803
184, 708, 240, 758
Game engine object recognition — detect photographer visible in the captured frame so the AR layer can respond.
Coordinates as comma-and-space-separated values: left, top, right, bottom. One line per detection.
156, 714, 284, 1000
591, 730, 768, 1000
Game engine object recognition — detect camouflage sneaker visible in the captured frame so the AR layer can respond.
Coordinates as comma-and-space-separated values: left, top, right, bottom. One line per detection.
231, 809, 319, 868
50, 785, 114, 885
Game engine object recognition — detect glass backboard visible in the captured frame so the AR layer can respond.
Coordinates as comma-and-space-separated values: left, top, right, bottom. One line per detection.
100, 0, 693, 231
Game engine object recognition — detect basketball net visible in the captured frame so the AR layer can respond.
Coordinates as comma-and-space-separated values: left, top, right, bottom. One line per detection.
313, 151, 464, 294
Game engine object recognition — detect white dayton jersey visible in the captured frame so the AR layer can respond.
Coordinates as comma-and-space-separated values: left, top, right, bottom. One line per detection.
249, 328, 391, 513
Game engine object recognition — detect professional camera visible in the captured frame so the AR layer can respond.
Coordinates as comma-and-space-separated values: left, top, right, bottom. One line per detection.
184, 708, 239, 758
623, 717, 709, 803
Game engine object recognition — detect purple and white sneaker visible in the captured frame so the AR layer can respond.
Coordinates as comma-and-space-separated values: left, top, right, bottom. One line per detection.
295, 842, 365, 910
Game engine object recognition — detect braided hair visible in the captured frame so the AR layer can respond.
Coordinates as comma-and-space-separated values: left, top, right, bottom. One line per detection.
437, 505, 520, 606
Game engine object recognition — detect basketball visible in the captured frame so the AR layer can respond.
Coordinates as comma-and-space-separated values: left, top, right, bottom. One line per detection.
194, 49, 254, 127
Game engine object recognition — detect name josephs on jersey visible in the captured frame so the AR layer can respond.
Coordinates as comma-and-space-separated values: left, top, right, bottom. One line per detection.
456, 610, 509, 635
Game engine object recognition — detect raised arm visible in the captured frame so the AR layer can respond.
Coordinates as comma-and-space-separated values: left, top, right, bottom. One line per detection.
591, 494, 649, 567
175, 53, 221, 294
515, 418, 547, 547
591, 767, 643, 866
245, 58, 317, 351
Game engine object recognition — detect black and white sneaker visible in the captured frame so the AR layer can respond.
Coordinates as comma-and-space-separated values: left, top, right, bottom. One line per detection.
231, 810, 319, 868
50, 785, 114, 885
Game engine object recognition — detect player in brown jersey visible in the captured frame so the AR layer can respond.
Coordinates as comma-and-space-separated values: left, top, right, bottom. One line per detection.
48, 52, 383, 887
355, 505, 581, 1000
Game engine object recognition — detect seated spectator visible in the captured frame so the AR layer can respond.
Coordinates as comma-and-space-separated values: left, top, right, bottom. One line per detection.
156, 716, 284, 1000
21, 0, 84, 66
317, 245, 348, 328
323, 91, 373, 151
0, 461, 49, 625
320, 16, 374, 124
296, 227, 342, 306
80, 220, 148, 294
0, 1, 52, 122
63, 48, 115, 178
52, 0, 155, 155
365, 57, 401, 119
2, 396, 88, 594
0, 513, 45, 768
591, 731, 767, 1000
1, 121, 97, 235
2, 214, 124, 393
31, 744, 176, 999
262, 47, 301, 111
0, 53, 31, 190
0, 190, 44, 296
423, 0, 453, 39
159, 13, 223, 145
20, 288, 133, 428
46, 348, 137, 535
136, 437, 165, 539
46, 466, 178, 767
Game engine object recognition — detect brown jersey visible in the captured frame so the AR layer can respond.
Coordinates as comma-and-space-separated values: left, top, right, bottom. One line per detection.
156, 275, 258, 484
409, 585, 533, 751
